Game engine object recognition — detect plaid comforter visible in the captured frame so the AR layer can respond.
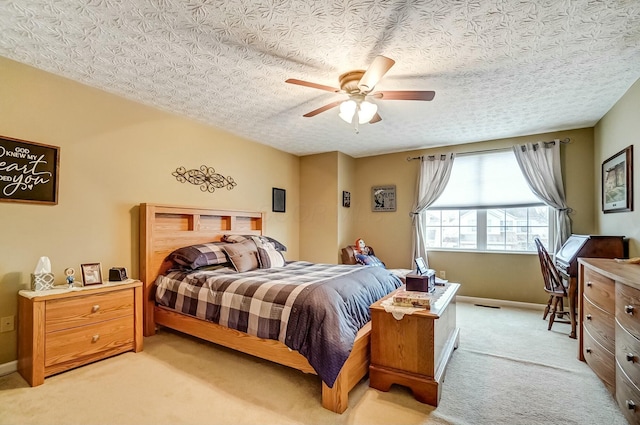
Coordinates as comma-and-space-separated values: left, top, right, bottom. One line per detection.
155, 261, 402, 387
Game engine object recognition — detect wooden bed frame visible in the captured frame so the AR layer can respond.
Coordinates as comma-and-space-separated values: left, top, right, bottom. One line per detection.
139, 203, 370, 413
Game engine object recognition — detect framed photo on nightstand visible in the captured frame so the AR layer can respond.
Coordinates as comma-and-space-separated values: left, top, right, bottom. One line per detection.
81, 263, 103, 286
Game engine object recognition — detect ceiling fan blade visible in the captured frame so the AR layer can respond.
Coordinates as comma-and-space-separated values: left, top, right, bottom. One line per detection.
357, 55, 396, 93
285, 79, 340, 93
302, 101, 342, 117
373, 90, 436, 101
369, 113, 382, 124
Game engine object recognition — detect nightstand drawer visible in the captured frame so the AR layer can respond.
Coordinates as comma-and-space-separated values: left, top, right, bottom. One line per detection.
583, 296, 615, 353
45, 315, 134, 367
46, 289, 134, 333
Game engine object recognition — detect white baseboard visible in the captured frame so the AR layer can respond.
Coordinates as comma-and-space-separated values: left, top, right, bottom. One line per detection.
0, 360, 17, 377
457, 295, 545, 311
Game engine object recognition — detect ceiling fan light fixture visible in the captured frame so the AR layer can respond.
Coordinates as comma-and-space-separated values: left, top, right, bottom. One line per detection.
338, 99, 377, 125
338, 99, 357, 123
359, 100, 377, 123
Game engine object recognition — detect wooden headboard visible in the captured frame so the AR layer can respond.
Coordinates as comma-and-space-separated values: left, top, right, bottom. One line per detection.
139, 203, 265, 335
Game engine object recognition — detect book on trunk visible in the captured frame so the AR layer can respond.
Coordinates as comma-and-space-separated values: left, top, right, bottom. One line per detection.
392, 290, 431, 308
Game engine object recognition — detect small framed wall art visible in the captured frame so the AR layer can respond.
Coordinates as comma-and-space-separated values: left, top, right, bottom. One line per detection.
372, 185, 396, 212
342, 191, 351, 208
602, 145, 633, 213
81, 263, 103, 286
272, 187, 286, 213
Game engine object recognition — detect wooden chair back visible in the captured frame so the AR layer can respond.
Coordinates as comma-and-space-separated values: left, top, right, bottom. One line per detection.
534, 237, 566, 296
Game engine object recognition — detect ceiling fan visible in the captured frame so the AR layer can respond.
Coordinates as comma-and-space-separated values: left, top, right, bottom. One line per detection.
285, 55, 435, 132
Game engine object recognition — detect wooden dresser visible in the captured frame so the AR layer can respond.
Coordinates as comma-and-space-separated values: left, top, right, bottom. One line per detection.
369, 283, 460, 406
18, 280, 143, 386
578, 258, 640, 424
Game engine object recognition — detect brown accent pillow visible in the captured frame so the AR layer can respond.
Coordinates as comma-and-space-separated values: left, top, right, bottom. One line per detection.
167, 242, 230, 270
222, 234, 287, 251
221, 240, 259, 272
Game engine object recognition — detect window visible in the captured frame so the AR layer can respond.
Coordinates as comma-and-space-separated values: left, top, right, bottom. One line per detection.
425, 150, 551, 252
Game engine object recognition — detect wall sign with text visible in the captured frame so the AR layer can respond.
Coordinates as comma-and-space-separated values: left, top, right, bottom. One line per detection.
372, 185, 396, 212
0, 136, 60, 205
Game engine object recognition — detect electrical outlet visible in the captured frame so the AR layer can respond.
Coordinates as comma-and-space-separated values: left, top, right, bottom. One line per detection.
1, 315, 15, 333
439, 270, 446, 280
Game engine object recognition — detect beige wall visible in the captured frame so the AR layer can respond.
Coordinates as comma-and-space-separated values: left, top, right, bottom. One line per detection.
299, 152, 339, 263
0, 57, 300, 364
594, 78, 640, 257
350, 128, 597, 304
298, 151, 358, 263
337, 152, 356, 257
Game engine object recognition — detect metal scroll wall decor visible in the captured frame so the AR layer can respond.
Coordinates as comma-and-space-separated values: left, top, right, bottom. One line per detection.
172, 165, 237, 193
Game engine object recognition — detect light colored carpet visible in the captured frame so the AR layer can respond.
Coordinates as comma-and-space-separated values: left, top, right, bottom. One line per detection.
0, 302, 627, 425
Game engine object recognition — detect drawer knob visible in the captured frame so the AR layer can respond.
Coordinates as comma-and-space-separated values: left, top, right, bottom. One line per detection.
586, 314, 592, 321
91, 334, 100, 343
627, 353, 636, 363
92, 305, 100, 313
626, 400, 636, 410
586, 348, 592, 354
586, 281, 592, 287
625, 305, 635, 314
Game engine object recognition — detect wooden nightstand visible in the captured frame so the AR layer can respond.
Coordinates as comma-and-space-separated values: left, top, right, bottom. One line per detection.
369, 283, 460, 406
18, 279, 143, 386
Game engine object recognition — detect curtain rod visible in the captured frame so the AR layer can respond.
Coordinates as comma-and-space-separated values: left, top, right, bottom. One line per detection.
406, 137, 571, 162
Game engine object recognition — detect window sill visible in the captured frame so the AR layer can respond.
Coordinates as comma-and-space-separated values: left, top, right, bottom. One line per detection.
426, 248, 537, 256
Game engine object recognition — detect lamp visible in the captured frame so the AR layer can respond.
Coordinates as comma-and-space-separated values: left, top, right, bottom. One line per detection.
338, 96, 377, 132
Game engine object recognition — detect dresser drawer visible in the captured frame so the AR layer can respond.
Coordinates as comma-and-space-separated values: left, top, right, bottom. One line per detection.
583, 268, 615, 313
45, 315, 134, 367
616, 361, 640, 424
616, 283, 640, 340
583, 326, 615, 393
583, 296, 615, 353
46, 289, 134, 333
616, 319, 640, 388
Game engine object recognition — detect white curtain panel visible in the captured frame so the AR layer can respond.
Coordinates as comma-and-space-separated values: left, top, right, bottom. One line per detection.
512, 141, 572, 254
411, 153, 455, 267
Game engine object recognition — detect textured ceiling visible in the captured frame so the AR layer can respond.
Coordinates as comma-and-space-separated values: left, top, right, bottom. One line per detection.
1, 1, 639, 158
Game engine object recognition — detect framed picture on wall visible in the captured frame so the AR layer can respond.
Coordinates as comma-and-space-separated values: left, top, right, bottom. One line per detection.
602, 145, 633, 213
0, 135, 60, 205
272, 187, 286, 213
342, 191, 351, 208
371, 185, 396, 212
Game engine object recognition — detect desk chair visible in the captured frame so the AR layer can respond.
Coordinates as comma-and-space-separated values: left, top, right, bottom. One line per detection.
534, 237, 572, 331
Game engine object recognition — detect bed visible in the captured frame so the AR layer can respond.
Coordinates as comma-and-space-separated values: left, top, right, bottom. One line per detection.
139, 203, 402, 413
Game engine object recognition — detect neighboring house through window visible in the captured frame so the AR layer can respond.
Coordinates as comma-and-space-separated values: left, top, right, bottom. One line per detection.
425, 149, 551, 252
